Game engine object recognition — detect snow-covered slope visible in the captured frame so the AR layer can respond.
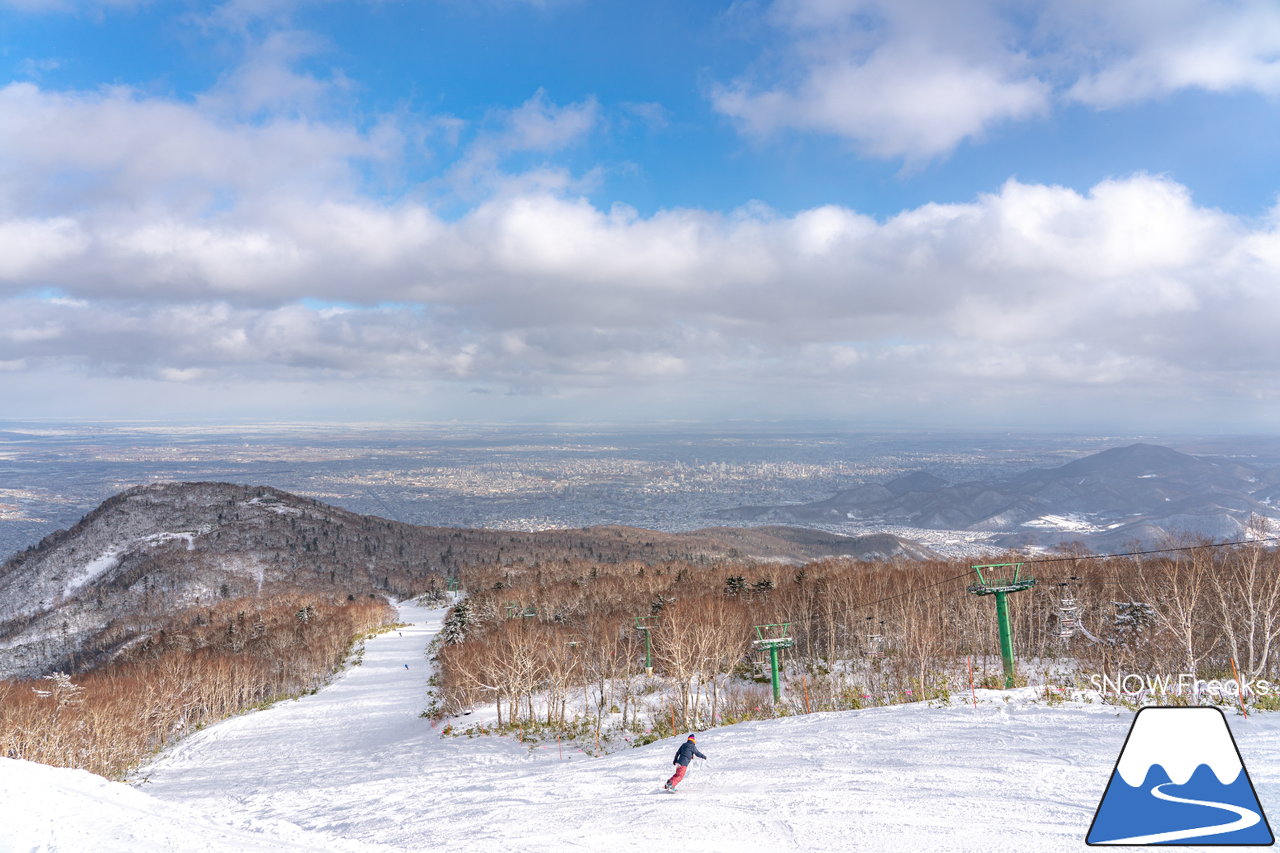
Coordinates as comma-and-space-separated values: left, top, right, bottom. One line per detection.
0, 757, 379, 852
5, 602, 1279, 852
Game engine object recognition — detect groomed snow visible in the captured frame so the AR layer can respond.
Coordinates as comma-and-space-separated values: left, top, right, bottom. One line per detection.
0, 757, 376, 852
4, 602, 1279, 852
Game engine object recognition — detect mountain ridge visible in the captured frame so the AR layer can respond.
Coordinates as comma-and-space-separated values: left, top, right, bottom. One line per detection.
0, 481, 935, 679
717, 443, 1280, 549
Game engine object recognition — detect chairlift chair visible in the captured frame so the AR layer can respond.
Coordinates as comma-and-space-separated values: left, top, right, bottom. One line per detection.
864, 617, 885, 659
1055, 580, 1079, 639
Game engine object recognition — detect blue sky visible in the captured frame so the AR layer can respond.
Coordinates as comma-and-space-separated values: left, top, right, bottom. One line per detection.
1, 0, 1279, 430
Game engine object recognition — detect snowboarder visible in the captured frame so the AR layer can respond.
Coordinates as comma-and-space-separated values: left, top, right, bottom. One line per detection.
664, 734, 706, 791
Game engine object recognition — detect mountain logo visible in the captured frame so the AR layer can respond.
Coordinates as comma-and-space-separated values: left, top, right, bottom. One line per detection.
1087, 706, 1274, 845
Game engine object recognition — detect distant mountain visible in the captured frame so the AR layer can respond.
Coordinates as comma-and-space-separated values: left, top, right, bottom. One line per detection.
718, 443, 1280, 549
0, 482, 938, 679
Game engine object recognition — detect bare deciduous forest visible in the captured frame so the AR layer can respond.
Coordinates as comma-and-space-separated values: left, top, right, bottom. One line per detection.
0, 593, 393, 778
436, 540, 1280, 743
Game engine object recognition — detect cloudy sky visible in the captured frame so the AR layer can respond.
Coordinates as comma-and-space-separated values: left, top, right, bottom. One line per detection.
1, 0, 1278, 430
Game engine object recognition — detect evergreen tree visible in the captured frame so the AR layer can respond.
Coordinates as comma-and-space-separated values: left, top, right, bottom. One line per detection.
440, 599, 471, 645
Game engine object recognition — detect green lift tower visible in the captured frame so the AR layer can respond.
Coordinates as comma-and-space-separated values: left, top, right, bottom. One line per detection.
967, 563, 1036, 689
753, 623, 795, 703
635, 615, 658, 676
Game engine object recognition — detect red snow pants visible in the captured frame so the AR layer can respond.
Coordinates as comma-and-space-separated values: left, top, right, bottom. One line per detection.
667, 764, 688, 788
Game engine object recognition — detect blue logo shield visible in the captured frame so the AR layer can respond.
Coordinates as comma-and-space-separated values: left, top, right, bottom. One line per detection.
1088, 706, 1273, 845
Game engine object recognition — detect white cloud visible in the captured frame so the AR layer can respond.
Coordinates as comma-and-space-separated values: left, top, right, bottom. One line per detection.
0, 82, 394, 222
714, 0, 1049, 160
442, 89, 601, 197
2, 91, 1277, 417
619, 101, 671, 131
1058, 0, 1280, 106
1, 71, 1277, 424
197, 30, 351, 118
0, 217, 87, 279
502, 89, 599, 152
714, 0, 1280, 159
17, 58, 62, 80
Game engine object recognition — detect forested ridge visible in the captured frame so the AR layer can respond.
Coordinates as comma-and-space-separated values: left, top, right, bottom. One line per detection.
436, 539, 1280, 740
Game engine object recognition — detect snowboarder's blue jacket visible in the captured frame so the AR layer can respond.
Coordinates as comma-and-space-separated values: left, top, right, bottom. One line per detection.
673, 740, 706, 766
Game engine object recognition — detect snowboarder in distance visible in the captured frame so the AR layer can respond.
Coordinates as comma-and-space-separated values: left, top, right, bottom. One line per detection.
664, 735, 706, 791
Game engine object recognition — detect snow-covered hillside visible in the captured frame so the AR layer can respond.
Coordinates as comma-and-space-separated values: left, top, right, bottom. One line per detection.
4, 602, 1278, 852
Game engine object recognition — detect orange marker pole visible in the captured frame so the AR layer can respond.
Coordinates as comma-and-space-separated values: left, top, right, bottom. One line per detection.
1231, 657, 1249, 719
968, 656, 977, 709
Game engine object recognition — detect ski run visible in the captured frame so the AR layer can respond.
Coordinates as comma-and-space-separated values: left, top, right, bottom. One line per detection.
5, 601, 1279, 852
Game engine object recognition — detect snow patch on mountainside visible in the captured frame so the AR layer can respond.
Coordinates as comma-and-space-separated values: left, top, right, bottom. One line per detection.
245, 496, 302, 515
59, 527, 210, 604
1022, 513, 1102, 533
60, 547, 122, 601
140, 528, 209, 549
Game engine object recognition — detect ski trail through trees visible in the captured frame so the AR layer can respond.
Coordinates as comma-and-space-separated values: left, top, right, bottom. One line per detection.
136, 601, 1280, 853
141, 602, 447, 845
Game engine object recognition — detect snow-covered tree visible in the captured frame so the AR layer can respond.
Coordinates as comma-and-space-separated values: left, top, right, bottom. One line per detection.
440, 599, 471, 645
32, 671, 83, 710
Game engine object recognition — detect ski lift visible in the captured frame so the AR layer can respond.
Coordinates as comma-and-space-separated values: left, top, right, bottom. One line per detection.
635, 615, 659, 675
753, 622, 795, 651
1056, 580, 1080, 639
968, 562, 1036, 690
505, 602, 537, 619
864, 617, 885, 659
968, 562, 1037, 595
753, 623, 794, 703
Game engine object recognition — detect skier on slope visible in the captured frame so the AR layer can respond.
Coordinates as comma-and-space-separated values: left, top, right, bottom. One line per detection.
664, 734, 706, 791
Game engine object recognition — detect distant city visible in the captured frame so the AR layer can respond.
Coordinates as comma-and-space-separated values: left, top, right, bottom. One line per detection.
4, 422, 1277, 561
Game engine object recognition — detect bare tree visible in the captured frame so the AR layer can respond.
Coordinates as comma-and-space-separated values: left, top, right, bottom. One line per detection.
1211, 537, 1280, 679
1131, 547, 1216, 679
